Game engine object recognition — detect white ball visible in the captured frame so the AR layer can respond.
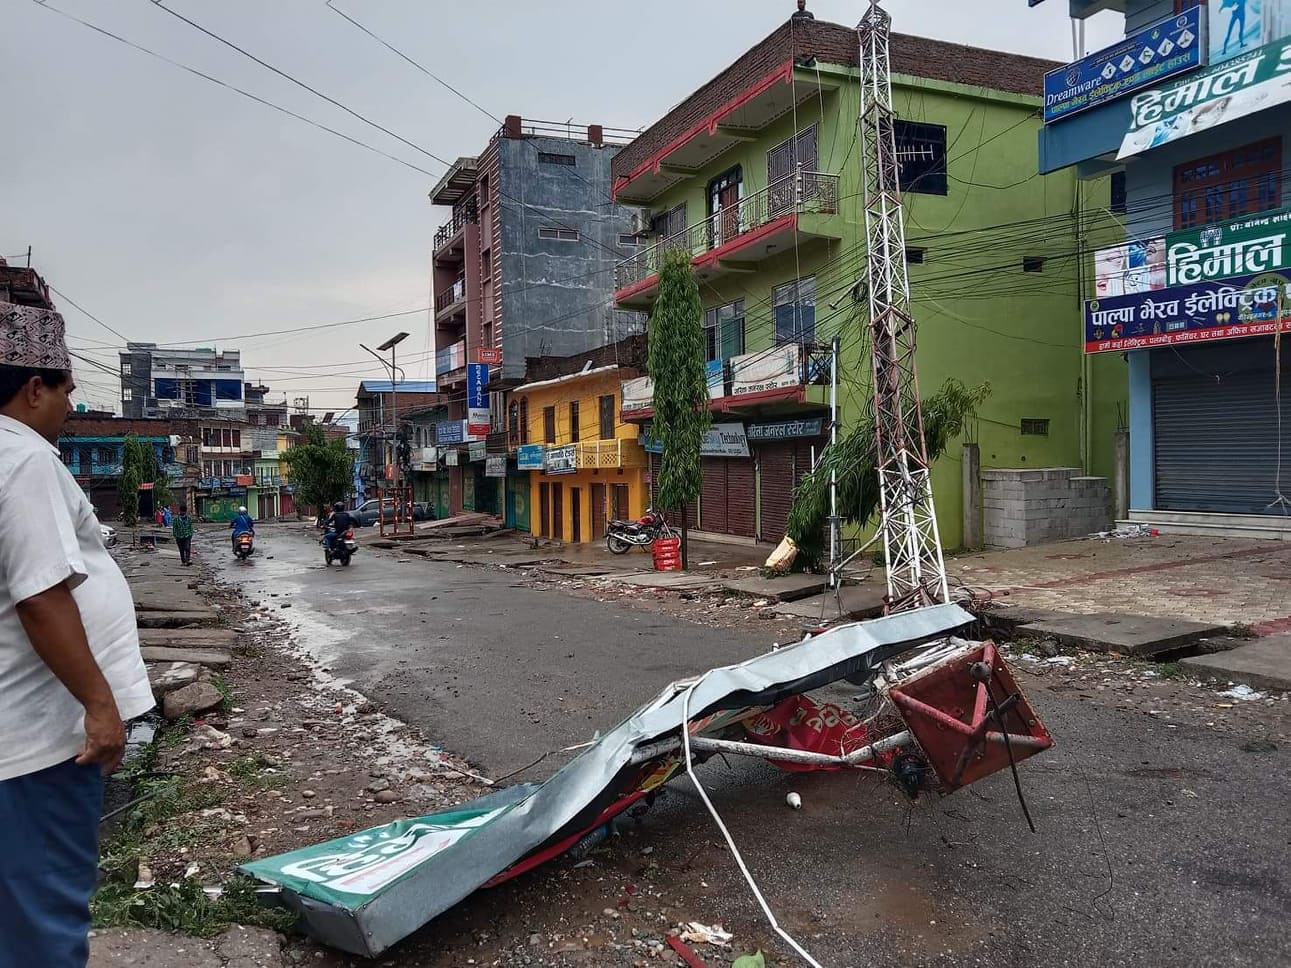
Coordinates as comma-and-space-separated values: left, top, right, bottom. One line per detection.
786, 792, 802, 810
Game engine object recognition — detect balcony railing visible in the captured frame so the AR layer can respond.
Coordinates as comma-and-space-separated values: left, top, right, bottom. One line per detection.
433, 197, 479, 251
616, 170, 840, 291
435, 339, 467, 376
435, 278, 466, 313
576, 438, 644, 469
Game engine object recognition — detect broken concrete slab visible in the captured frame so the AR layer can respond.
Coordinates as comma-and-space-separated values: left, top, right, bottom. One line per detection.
138, 628, 239, 649
614, 572, 719, 591
89, 925, 283, 968
140, 646, 232, 667
147, 661, 202, 697
136, 610, 220, 629
722, 572, 826, 603
163, 681, 225, 719
1014, 611, 1227, 657
776, 583, 888, 622
1181, 634, 1291, 693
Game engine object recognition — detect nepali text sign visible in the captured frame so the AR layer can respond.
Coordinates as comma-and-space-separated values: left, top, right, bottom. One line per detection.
545, 444, 578, 474
1119, 34, 1291, 159
466, 363, 490, 437
468, 441, 487, 462
485, 455, 506, 478
1083, 271, 1291, 353
746, 417, 825, 441
642, 422, 750, 458
516, 443, 545, 471
621, 375, 653, 412
730, 344, 801, 397
435, 420, 465, 445
1044, 9, 1205, 124
1166, 206, 1291, 285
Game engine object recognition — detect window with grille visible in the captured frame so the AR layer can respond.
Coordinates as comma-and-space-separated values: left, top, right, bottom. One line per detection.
538, 227, 580, 242
538, 152, 576, 166
894, 121, 948, 195
543, 406, 556, 444
1020, 418, 1049, 436
773, 277, 816, 345
1174, 138, 1282, 230
568, 401, 580, 443
599, 394, 615, 440
704, 299, 745, 362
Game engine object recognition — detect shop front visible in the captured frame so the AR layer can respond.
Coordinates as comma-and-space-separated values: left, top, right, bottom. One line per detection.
526, 442, 648, 544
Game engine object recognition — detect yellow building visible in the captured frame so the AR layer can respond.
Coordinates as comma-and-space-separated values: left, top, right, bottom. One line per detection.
514, 365, 648, 544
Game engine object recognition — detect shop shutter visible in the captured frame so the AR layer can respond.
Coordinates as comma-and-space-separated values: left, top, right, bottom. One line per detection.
700, 457, 728, 534
757, 441, 820, 542
1153, 338, 1288, 515
727, 459, 757, 538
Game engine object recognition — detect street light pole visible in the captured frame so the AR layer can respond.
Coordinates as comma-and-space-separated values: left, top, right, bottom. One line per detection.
361, 332, 410, 487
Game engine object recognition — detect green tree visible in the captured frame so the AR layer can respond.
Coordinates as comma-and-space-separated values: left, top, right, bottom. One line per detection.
647, 249, 711, 568
786, 379, 991, 569
280, 423, 354, 517
119, 434, 173, 527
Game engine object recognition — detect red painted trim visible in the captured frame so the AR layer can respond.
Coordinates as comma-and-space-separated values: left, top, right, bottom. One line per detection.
614, 273, 660, 305
622, 385, 807, 423
613, 61, 795, 201
482, 790, 648, 888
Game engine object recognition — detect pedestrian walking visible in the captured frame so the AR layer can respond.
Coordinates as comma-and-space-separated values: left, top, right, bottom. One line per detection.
0, 304, 153, 968
173, 504, 194, 566
162, 505, 172, 528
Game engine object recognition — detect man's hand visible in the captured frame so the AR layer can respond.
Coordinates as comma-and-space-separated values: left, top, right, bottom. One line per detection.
78, 700, 127, 775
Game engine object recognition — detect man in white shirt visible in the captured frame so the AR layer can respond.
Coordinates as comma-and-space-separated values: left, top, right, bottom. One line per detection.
0, 304, 153, 968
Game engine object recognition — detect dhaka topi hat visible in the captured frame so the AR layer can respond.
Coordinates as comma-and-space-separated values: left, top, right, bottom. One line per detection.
0, 303, 72, 372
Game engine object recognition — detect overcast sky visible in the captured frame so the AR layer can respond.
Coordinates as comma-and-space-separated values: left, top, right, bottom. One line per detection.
2, 0, 1123, 414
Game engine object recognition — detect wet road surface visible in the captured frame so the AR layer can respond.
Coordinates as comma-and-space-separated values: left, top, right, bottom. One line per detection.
211, 525, 1291, 967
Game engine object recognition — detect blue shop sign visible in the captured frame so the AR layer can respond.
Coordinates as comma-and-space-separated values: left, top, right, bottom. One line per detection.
436, 420, 465, 445
517, 444, 546, 471
1044, 8, 1205, 124
746, 417, 825, 441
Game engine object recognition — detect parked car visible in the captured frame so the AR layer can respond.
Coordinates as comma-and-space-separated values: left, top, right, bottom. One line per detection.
100, 524, 118, 548
349, 500, 435, 527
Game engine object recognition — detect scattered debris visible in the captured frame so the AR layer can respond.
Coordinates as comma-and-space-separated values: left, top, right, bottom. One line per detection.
679, 922, 733, 947
1219, 684, 1266, 701
785, 791, 802, 810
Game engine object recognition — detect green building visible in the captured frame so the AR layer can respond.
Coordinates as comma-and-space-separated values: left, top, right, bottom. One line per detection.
611, 12, 1125, 550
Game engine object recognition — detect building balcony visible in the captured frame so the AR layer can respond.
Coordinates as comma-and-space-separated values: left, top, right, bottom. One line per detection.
433, 198, 479, 259
614, 171, 842, 308
435, 340, 467, 379
620, 341, 830, 420
576, 438, 646, 470
435, 278, 467, 319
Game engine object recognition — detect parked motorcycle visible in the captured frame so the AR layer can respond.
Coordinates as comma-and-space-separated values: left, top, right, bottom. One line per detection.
323, 528, 359, 567
606, 509, 673, 554
233, 532, 255, 561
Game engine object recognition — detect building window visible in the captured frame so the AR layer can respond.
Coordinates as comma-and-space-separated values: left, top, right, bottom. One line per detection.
1022, 256, 1045, 273
1020, 418, 1050, 436
1110, 171, 1127, 214
1174, 138, 1282, 229
538, 227, 580, 242
651, 203, 686, 240
538, 152, 576, 166
60, 447, 73, 466
122, 388, 133, 401
894, 121, 948, 195
618, 234, 642, 247
599, 394, 616, 440
543, 406, 556, 444
704, 299, 746, 362
121, 362, 132, 375
509, 400, 521, 446
774, 277, 817, 345
568, 400, 580, 443
905, 247, 926, 264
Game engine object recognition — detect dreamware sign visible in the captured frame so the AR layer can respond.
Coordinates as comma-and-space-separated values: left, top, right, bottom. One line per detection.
1044, 9, 1205, 124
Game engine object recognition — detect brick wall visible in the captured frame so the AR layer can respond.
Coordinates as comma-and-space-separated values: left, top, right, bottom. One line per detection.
982, 468, 1111, 549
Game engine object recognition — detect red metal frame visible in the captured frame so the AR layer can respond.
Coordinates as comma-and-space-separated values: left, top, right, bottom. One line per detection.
888, 641, 1052, 793
375, 485, 415, 538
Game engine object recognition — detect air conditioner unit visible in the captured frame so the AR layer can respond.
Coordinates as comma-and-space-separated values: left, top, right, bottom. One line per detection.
630, 210, 653, 236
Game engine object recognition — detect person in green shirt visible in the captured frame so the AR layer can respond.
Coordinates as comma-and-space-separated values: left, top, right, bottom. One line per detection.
172, 505, 194, 566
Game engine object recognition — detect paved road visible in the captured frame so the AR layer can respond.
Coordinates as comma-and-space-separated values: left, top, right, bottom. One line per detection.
212, 525, 1291, 968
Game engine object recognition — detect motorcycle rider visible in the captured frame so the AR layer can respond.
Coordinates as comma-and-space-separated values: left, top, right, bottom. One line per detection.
229, 505, 254, 554
324, 501, 353, 556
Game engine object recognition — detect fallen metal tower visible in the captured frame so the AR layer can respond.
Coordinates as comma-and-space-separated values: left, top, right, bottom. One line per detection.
857, 1, 950, 612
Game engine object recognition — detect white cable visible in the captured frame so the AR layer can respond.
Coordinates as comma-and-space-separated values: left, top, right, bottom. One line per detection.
680, 675, 828, 968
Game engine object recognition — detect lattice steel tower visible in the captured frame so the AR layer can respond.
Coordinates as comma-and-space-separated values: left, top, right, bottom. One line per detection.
857, 1, 949, 612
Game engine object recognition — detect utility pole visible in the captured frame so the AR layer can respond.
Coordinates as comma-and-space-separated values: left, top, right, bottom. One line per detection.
361, 332, 410, 486
857, 1, 949, 612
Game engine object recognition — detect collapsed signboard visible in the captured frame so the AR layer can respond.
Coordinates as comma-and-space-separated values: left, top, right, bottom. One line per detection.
242, 603, 977, 957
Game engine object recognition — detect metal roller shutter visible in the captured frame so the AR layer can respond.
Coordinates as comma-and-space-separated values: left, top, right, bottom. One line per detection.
700, 458, 728, 534
1153, 339, 1290, 514
757, 441, 818, 543
727, 459, 756, 538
